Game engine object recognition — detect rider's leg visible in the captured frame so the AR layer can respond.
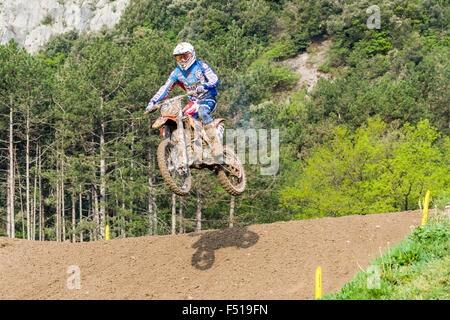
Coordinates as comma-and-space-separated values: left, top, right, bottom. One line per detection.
197, 99, 216, 125
197, 99, 222, 163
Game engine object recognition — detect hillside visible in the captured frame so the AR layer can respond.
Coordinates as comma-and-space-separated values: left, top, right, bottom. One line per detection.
0, 210, 423, 299
0, 0, 130, 53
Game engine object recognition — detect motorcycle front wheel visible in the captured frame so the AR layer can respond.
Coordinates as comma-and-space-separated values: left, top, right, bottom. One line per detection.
157, 139, 192, 196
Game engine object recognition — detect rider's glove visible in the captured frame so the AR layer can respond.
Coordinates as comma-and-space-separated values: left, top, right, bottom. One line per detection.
146, 101, 156, 113
196, 85, 206, 93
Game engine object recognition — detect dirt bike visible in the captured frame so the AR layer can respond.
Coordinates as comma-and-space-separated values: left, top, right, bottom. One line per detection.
145, 92, 246, 196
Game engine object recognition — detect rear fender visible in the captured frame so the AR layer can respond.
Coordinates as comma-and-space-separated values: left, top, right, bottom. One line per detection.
213, 118, 225, 139
213, 118, 225, 128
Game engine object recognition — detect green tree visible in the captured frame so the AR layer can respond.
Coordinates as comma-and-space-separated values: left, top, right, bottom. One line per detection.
0, 42, 52, 238
280, 118, 449, 218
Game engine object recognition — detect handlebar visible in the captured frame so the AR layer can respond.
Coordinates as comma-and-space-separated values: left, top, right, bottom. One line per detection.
144, 91, 197, 114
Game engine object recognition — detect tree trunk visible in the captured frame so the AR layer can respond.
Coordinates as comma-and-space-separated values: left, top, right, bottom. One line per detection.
153, 205, 158, 235
79, 192, 83, 242
71, 193, 76, 243
121, 204, 126, 238
121, 181, 126, 238
148, 143, 157, 236
38, 145, 43, 241
56, 172, 60, 242
99, 121, 106, 240
178, 197, 184, 234
229, 196, 235, 228
40, 205, 45, 241
196, 191, 202, 232
93, 187, 99, 240
404, 184, 412, 211
88, 193, 94, 241
130, 120, 135, 216
26, 107, 30, 240
6, 173, 11, 238
171, 193, 176, 235
8, 104, 15, 238
61, 164, 65, 241
16, 153, 24, 239
33, 159, 37, 240
148, 175, 153, 236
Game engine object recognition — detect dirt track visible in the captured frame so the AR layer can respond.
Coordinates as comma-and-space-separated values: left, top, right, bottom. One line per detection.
0, 210, 424, 300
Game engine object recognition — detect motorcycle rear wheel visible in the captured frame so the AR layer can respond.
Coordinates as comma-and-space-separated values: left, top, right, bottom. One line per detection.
157, 139, 192, 196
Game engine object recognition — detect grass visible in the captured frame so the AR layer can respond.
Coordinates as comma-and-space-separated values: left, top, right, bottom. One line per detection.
323, 215, 450, 300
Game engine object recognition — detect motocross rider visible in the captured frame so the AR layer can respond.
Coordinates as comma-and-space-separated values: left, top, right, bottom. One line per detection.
146, 42, 221, 163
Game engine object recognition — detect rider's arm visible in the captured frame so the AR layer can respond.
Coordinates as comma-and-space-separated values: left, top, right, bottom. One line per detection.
150, 69, 180, 104
199, 62, 219, 90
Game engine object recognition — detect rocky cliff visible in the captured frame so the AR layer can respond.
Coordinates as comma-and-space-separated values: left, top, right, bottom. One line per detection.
0, 0, 130, 53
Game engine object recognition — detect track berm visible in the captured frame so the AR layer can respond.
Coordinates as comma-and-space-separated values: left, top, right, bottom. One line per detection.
0, 210, 424, 299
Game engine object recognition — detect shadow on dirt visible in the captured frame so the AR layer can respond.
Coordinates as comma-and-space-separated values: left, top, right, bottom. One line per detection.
190, 227, 259, 270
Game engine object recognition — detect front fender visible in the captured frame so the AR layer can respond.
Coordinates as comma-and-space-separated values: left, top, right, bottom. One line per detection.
152, 116, 176, 129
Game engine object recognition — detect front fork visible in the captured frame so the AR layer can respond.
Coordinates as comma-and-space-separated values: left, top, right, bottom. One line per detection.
175, 115, 192, 172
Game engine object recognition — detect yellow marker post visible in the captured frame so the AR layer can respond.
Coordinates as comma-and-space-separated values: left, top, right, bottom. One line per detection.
421, 190, 430, 226
105, 225, 110, 240
315, 266, 322, 300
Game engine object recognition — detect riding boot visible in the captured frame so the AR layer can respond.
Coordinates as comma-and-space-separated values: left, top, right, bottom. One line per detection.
204, 124, 223, 164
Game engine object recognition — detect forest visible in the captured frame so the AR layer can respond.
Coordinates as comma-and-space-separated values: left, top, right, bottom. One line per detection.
0, 0, 448, 241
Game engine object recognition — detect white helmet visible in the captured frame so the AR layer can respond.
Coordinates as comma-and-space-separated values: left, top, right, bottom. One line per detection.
173, 42, 196, 71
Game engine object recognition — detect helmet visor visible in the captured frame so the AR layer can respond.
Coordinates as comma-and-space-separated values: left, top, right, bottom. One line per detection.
174, 53, 191, 62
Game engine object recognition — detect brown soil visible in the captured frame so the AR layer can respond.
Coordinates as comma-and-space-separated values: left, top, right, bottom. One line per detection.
0, 210, 425, 300
283, 39, 332, 92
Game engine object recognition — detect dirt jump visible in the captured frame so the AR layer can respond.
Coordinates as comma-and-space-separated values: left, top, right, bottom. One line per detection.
0, 210, 424, 300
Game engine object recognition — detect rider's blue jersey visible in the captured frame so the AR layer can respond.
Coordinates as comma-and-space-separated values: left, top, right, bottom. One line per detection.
150, 60, 219, 104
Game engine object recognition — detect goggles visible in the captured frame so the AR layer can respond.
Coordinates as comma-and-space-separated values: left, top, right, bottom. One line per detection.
174, 53, 191, 62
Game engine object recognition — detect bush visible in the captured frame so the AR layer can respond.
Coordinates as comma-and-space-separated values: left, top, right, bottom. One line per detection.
265, 38, 298, 61
41, 14, 54, 25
